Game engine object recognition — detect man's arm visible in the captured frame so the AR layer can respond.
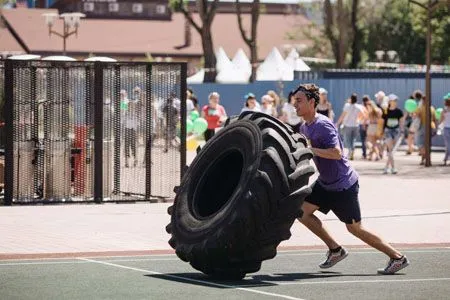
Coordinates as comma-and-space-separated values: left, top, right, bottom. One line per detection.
310, 146, 342, 160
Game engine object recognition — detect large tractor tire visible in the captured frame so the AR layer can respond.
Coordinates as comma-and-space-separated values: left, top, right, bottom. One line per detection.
166, 112, 315, 280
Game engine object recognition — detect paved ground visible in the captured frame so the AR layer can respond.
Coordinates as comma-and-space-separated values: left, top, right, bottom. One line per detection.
1, 248, 449, 300
0, 150, 449, 299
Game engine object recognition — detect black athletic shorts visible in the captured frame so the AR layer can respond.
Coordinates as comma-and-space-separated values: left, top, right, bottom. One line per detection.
304, 180, 361, 224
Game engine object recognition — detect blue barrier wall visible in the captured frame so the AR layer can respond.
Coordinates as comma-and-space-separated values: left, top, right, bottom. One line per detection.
190, 76, 449, 147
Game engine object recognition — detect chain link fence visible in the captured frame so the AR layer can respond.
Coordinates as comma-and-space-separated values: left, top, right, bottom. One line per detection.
2, 60, 187, 204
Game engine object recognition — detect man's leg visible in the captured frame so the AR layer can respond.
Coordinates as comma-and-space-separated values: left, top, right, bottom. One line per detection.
298, 201, 340, 250
346, 222, 402, 259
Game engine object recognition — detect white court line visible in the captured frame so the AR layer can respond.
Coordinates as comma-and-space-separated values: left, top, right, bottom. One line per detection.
239, 277, 450, 287
79, 258, 304, 300
1, 249, 449, 266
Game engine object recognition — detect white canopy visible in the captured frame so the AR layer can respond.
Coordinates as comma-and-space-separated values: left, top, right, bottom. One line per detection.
216, 64, 250, 83
42, 56, 77, 61
215, 47, 232, 73
231, 48, 252, 76
285, 48, 311, 71
84, 56, 117, 62
187, 69, 205, 84
8, 54, 41, 60
257, 47, 293, 81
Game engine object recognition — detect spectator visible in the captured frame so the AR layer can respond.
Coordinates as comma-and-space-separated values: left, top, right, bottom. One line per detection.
336, 93, 366, 160
316, 88, 335, 121
123, 101, 138, 167
267, 90, 282, 115
260, 94, 278, 117
186, 89, 197, 114
281, 91, 303, 127
162, 93, 180, 153
374, 90, 388, 112
440, 96, 450, 166
366, 100, 383, 161
202, 92, 227, 142
382, 94, 404, 174
241, 93, 261, 113
359, 95, 371, 159
415, 95, 437, 165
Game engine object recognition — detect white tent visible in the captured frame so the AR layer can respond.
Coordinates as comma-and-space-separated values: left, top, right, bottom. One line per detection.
42, 56, 77, 61
216, 64, 250, 83
257, 47, 293, 81
215, 47, 232, 73
84, 56, 117, 62
231, 48, 252, 76
187, 69, 205, 84
8, 54, 41, 60
285, 48, 311, 71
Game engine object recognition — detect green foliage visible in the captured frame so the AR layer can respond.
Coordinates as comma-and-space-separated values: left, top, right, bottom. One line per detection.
365, 0, 450, 64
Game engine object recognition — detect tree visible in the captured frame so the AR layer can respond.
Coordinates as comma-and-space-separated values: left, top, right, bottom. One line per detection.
365, 0, 450, 65
349, 0, 362, 68
323, 0, 351, 68
236, 0, 260, 82
170, 0, 219, 82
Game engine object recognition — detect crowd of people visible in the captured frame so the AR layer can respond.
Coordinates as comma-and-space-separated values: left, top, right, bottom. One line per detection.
191, 87, 450, 171
118, 85, 450, 170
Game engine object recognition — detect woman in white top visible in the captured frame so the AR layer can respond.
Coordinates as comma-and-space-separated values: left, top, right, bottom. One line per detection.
260, 94, 278, 117
336, 93, 367, 160
241, 94, 261, 113
281, 92, 302, 126
440, 97, 450, 165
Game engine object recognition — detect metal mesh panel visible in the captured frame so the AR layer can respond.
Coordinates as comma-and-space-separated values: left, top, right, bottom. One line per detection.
4, 61, 186, 204
150, 64, 182, 200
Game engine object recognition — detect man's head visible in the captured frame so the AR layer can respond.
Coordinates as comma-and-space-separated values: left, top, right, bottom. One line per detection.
388, 93, 398, 109
414, 90, 423, 101
350, 93, 358, 104
292, 83, 320, 118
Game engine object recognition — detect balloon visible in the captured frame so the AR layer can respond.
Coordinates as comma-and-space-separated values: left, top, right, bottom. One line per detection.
190, 110, 200, 121
435, 108, 443, 121
186, 119, 194, 134
120, 101, 128, 110
193, 118, 208, 135
186, 137, 198, 151
404, 99, 418, 113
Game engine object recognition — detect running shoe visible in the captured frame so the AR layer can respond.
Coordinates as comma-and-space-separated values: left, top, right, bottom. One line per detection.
391, 168, 398, 174
319, 247, 349, 269
377, 256, 410, 275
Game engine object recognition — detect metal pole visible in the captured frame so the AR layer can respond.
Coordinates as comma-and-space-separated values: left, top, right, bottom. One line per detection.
93, 62, 104, 203
424, 0, 432, 167
180, 63, 187, 179
4, 60, 14, 205
145, 64, 152, 200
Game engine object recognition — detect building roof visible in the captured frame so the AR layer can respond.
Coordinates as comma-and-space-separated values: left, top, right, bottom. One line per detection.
1, 8, 312, 59
0, 14, 25, 54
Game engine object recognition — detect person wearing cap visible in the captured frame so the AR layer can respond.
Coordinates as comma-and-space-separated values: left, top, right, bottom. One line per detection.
316, 88, 335, 121
241, 93, 261, 113
293, 83, 409, 275
382, 94, 404, 174
440, 94, 450, 165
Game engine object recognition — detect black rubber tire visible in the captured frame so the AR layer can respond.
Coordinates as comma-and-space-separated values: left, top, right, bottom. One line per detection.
167, 112, 314, 280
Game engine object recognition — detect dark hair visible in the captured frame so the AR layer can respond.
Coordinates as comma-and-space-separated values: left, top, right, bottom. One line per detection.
291, 83, 320, 107
445, 98, 450, 107
350, 93, 358, 104
190, 96, 198, 108
187, 88, 194, 95
414, 90, 423, 100
362, 95, 370, 103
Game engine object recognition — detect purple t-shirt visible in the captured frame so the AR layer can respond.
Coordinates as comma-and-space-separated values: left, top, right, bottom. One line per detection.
297, 113, 358, 191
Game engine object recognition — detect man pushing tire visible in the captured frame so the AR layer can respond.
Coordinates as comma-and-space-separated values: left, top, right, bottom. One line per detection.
292, 83, 410, 275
